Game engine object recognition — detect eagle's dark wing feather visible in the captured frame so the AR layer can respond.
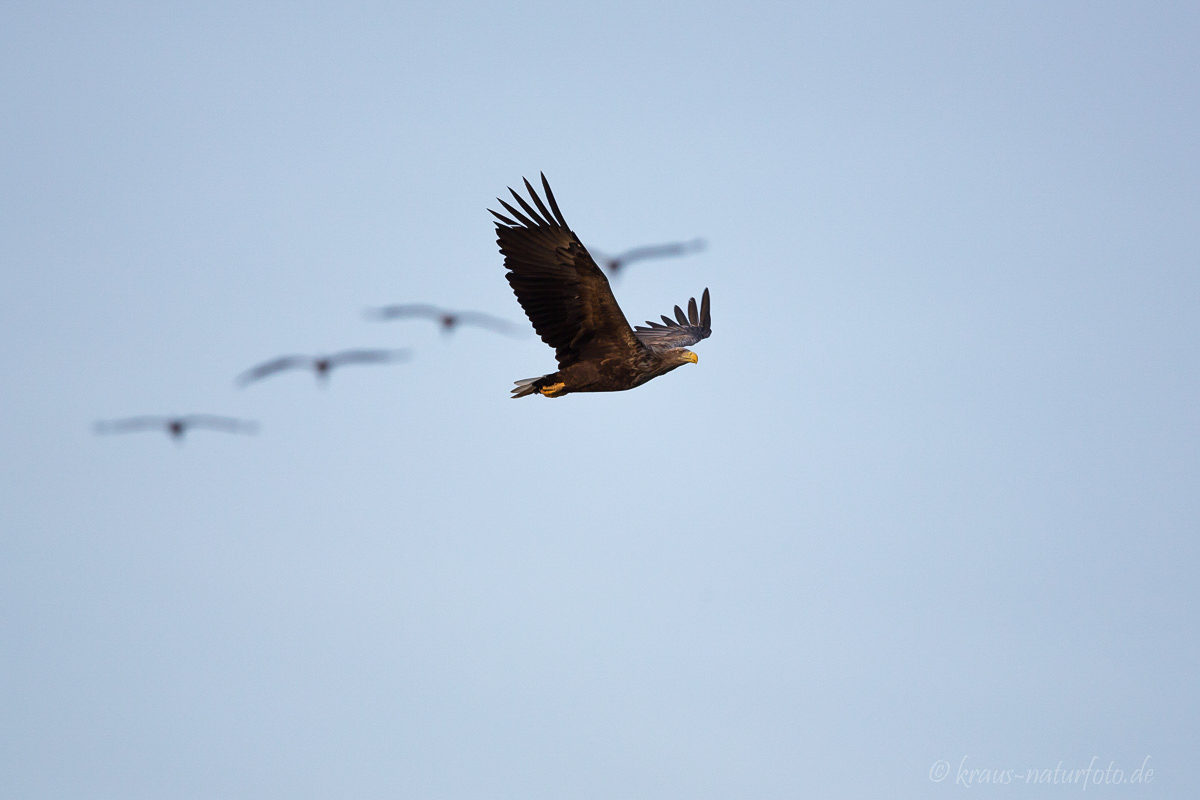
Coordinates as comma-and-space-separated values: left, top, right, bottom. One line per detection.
633, 288, 712, 349
492, 174, 647, 367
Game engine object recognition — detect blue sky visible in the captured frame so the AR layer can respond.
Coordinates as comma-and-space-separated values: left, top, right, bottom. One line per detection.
2, 2, 1197, 797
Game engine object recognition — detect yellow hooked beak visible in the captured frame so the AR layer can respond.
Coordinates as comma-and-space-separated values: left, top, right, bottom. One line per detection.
686, 351, 698, 364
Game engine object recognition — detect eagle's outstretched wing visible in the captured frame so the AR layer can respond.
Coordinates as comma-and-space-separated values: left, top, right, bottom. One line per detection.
492, 174, 647, 368
633, 288, 711, 350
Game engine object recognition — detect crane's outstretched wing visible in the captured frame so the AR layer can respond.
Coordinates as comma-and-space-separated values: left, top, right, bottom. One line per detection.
327, 348, 412, 368
451, 311, 524, 336
235, 355, 312, 386
492, 174, 646, 367
182, 415, 259, 435
633, 288, 711, 349
93, 416, 170, 435
365, 303, 444, 321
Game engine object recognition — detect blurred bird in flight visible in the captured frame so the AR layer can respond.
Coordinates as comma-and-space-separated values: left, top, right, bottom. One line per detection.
364, 303, 523, 336
235, 349, 412, 387
93, 415, 259, 441
587, 238, 706, 276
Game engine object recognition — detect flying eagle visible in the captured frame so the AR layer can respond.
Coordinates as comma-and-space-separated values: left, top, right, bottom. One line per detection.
364, 303, 523, 336
236, 348, 412, 387
491, 174, 711, 398
588, 238, 706, 276
94, 415, 259, 440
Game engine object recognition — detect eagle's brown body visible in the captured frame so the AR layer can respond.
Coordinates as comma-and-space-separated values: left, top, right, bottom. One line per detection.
491, 175, 711, 398
514, 345, 693, 398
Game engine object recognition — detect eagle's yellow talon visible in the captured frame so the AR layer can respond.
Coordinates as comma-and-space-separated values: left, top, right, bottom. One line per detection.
539, 382, 566, 397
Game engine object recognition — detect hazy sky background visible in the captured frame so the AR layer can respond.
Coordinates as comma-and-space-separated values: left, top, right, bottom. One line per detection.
2, 2, 1197, 797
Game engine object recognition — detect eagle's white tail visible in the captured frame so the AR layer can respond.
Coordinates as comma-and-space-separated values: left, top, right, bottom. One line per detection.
511, 378, 539, 398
